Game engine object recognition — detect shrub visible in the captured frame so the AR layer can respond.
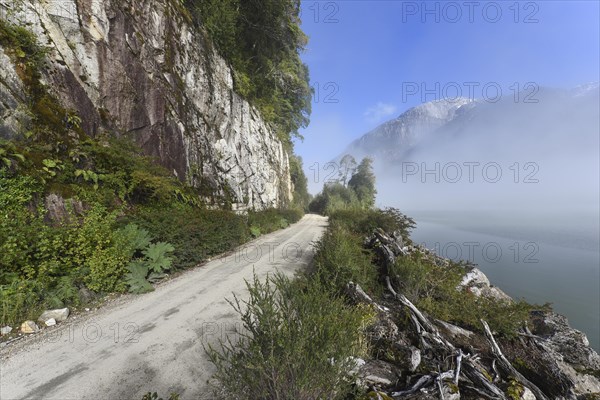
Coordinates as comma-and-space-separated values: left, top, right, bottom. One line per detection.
391, 254, 538, 337
0, 279, 45, 326
330, 208, 416, 239
312, 226, 378, 294
125, 242, 175, 294
247, 208, 303, 236
207, 273, 371, 400
128, 205, 250, 270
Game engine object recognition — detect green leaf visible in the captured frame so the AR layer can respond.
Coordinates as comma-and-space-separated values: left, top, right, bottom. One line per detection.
119, 224, 153, 252
42, 159, 57, 168
250, 225, 261, 238
143, 242, 175, 274
125, 261, 153, 294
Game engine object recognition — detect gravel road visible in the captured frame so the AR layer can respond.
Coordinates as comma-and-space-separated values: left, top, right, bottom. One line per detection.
0, 214, 328, 400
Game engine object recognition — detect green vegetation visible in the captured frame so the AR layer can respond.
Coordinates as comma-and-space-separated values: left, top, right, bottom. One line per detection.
210, 173, 543, 398
289, 155, 311, 210
390, 254, 537, 336
309, 156, 377, 215
311, 226, 378, 295
183, 0, 312, 150
207, 273, 372, 399
0, 135, 304, 326
0, 16, 307, 328
348, 158, 377, 208
329, 207, 416, 239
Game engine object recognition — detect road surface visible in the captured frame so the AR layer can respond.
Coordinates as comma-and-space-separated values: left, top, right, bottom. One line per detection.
0, 214, 328, 400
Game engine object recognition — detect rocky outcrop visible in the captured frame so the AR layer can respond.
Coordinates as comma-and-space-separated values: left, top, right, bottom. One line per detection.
0, 0, 292, 210
351, 225, 600, 399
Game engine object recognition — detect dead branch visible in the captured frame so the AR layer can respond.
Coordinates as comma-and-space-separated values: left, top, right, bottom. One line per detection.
481, 320, 549, 400
454, 349, 462, 386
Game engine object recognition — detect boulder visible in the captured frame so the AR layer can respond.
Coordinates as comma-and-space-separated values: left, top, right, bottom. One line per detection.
20, 321, 39, 334
78, 286, 96, 303
38, 308, 70, 323
1, 326, 12, 335
520, 387, 536, 400
532, 311, 600, 370
357, 360, 401, 389
45, 318, 57, 327
458, 267, 513, 302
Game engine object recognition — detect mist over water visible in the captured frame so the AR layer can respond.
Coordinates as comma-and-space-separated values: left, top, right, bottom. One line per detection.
370, 87, 600, 347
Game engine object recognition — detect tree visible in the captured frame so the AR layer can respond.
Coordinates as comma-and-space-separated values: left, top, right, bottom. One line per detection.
337, 154, 357, 186
289, 155, 310, 210
347, 158, 376, 208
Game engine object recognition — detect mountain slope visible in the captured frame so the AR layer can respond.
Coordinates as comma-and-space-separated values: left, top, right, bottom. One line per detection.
341, 85, 599, 166
341, 98, 472, 163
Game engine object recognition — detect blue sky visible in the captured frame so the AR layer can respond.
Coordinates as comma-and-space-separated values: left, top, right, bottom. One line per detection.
295, 0, 600, 193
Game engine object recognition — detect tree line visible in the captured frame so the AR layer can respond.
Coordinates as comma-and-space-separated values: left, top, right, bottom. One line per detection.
309, 155, 377, 214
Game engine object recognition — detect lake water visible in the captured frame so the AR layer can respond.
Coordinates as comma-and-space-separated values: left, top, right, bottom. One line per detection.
409, 214, 600, 351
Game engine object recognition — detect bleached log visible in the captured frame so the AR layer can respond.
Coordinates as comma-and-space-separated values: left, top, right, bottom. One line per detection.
454, 349, 462, 386
461, 360, 507, 399
391, 371, 454, 398
346, 282, 388, 312
386, 276, 452, 348
481, 320, 549, 400
383, 276, 508, 399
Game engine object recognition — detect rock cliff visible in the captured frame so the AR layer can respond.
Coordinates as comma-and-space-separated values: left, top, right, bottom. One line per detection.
0, 0, 292, 210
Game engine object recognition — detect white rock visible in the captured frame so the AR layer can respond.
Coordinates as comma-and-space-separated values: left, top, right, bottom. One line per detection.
521, 387, 536, 400
20, 321, 39, 334
363, 375, 392, 386
348, 357, 366, 375
1, 326, 12, 335
459, 267, 490, 288
45, 318, 57, 327
38, 308, 70, 323
408, 346, 421, 372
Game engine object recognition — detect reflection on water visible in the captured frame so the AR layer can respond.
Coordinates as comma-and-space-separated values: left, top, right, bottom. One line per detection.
411, 217, 600, 351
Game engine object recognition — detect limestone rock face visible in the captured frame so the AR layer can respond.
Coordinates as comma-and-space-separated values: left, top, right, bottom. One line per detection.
0, 0, 292, 210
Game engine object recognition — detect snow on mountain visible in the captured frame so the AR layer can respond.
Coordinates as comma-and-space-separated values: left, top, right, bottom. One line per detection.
339, 85, 599, 166
340, 98, 473, 163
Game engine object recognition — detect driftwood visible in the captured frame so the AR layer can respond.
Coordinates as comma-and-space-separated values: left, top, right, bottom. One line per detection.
481, 320, 549, 400
352, 227, 585, 400
453, 349, 462, 386
385, 276, 510, 399
346, 282, 388, 313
